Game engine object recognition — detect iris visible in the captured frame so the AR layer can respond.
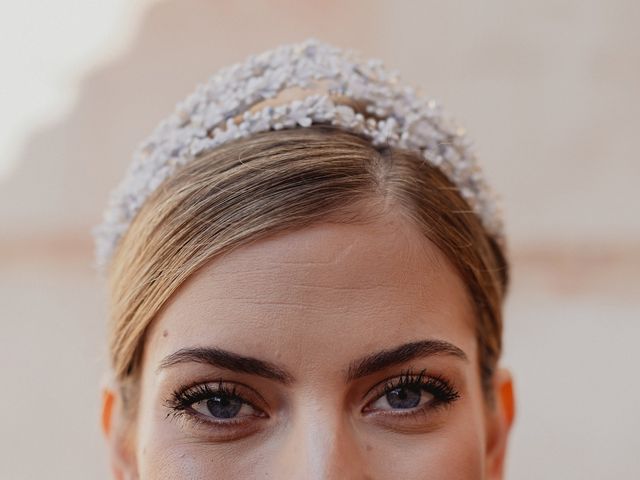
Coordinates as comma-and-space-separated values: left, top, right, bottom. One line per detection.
207, 393, 243, 418
386, 386, 421, 409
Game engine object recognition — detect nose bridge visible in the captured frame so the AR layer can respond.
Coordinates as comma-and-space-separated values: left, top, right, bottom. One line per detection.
274, 397, 366, 479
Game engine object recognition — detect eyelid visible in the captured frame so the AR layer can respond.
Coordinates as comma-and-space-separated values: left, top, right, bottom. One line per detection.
360, 368, 459, 410
360, 369, 426, 402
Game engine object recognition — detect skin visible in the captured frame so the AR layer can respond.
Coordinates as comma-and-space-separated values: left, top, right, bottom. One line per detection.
103, 212, 515, 479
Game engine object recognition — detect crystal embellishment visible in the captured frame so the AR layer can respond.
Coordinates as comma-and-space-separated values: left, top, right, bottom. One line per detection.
92, 38, 505, 272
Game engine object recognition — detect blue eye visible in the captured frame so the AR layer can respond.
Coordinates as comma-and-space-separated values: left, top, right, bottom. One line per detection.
372, 385, 434, 411
205, 393, 242, 418
366, 369, 460, 413
190, 391, 257, 419
169, 382, 263, 421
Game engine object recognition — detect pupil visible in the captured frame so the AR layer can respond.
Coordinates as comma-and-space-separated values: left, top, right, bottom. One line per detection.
386, 386, 421, 409
206, 393, 243, 418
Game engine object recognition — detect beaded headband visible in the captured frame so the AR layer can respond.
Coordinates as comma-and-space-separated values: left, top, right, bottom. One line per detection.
92, 38, 504, 272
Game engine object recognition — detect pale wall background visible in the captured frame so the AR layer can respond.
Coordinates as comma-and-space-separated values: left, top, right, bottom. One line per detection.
1, 1, 639, 478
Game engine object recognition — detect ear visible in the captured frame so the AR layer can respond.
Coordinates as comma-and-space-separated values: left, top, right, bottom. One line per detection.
101, 379, 138, 480
484, 368, 516, 480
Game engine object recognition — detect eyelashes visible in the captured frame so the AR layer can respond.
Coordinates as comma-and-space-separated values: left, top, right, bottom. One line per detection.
165, 369, 461, 432
168, 381, 244, 414
363, 368, 460, 415
165, 380, 266, 427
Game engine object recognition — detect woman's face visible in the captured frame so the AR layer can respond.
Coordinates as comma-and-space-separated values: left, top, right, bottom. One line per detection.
108, 214, 512, 479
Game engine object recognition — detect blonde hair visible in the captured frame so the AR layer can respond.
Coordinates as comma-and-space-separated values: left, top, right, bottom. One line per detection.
108, 125, 509, 407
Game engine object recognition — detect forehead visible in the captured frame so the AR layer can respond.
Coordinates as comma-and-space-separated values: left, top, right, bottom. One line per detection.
146, 214, 477, 370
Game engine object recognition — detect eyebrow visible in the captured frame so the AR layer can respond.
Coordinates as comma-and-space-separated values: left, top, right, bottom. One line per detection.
158, 339, 467, 384
158, 347, 295, 384
346, 339, 468, 381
